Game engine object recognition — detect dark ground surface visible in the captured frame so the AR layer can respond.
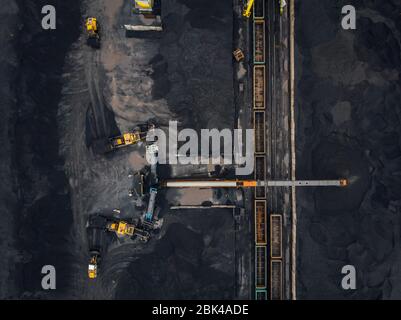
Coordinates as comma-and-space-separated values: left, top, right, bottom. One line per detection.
0, 0, 81, 299
0, 0, 240, 299
296, 0, 401, 299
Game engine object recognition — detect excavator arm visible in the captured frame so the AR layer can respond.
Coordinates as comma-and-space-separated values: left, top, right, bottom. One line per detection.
243, 0, 255, 18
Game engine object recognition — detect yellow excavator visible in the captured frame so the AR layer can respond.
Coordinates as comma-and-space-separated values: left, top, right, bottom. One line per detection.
243, 0, 255, 18
106, 219, 150, 242
95, 123, 154, 153
106, 220, 135, 236
85, 17, 100, 48
93, 128, 148, 154
108, 132, 145, 151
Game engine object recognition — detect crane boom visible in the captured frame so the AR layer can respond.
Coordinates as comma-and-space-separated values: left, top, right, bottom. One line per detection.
164, 180, 264, 188
162, 179, 348, 188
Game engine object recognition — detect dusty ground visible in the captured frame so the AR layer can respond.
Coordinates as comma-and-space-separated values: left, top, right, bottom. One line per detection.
0, 0, 243, 300
55, 0, 238, 299
4, 0, 241, 298
296, 0, 401, 299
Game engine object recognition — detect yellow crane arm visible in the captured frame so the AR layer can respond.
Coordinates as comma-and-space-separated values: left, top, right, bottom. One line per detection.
243, 0, 255, 18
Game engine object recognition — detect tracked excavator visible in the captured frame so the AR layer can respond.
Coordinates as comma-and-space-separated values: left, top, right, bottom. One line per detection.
86, 17, 100, 48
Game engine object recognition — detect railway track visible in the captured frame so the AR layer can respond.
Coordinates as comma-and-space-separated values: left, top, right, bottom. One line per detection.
252, 0, 288, 300
252, 0, 268, 300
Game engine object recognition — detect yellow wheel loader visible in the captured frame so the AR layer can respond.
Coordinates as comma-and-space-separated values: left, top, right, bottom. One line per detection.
86, 17, 100, 48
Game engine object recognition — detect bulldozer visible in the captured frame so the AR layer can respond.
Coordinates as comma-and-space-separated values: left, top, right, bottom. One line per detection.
86, 17, 100, 48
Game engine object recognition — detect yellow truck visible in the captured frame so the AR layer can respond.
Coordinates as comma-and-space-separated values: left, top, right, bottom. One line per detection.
88, 250, 100, 279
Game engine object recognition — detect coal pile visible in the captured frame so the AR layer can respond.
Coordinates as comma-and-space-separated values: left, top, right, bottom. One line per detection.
296, 0, 401, 299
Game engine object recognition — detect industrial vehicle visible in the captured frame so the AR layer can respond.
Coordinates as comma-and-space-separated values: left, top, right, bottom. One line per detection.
107, 220, 135, 236
233, 48, 245, 62
107, 131, 145, 151
124, 0, 163, 33
93, 123, 154, 154
243, 0, 255, 18
92, 131, 144, 154
106, 218, 150, 242
134, 0, 156, 14
88, 250, 100, 279
142, 187, 162, 229
144, 187, 157, 221
86, 17, 100, 48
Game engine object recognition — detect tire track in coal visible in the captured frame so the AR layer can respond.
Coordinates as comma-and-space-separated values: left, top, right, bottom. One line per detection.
85, 49, 109, 139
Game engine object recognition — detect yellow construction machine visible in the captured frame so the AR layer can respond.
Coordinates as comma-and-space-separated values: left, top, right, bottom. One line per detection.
93, 130, 147, 154
134, 0, 155, 14
88, 251, 100, 279
93, 123, 154, 154
109, 132, 144, 150
86, 17, 100, 48
243, 0, 255, 18
106, 219, 150, 242
125, 0, 163, 33
106, 220, 135, 237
